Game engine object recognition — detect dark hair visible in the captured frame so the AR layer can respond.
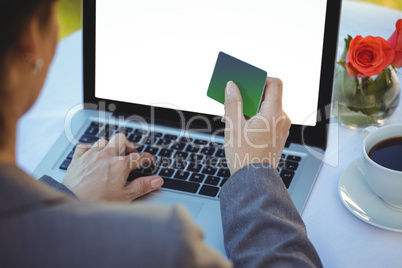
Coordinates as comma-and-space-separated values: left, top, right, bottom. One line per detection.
0, 0, 57, 146
0, 0, 57, 78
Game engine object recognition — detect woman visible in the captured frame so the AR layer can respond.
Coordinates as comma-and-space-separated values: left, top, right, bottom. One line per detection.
0, 0, 322, 267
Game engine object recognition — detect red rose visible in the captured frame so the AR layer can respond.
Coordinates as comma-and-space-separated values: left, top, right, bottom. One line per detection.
345, 35, 394, 77
388, 19, 402, 68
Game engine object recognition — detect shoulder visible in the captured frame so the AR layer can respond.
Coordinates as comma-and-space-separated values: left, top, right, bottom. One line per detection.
0, 165, 230, 267
1, 197, 198, 267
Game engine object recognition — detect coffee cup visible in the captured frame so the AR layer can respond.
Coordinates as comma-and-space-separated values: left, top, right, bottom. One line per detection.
362, 124, 402, 209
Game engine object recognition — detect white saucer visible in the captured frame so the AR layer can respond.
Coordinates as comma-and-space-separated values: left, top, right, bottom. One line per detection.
338, 157, 402, 232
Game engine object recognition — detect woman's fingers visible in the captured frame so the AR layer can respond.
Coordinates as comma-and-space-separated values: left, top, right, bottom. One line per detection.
72, 143, 93, 160
125, 175, 164, 200
127, 152, 156, 170
104, 133, 136, 156
259, 77, 284, 116
89, 138, 109, 152
224, 81, 245, 128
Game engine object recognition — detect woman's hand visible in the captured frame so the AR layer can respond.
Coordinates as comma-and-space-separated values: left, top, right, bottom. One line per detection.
223, 77, 291, 174
62, 133, 164, 202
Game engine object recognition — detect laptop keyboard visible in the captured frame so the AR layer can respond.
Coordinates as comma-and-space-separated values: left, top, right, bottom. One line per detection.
59, 121, 302, 199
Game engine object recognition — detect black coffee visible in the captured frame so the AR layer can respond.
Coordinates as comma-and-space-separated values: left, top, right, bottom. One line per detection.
368, 136, 402, 172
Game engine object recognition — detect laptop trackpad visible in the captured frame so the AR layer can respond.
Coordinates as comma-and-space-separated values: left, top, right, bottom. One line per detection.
140, 192, 204, 220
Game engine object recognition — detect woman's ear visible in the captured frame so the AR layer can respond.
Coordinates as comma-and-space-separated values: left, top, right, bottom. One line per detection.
18, 15, 44, 73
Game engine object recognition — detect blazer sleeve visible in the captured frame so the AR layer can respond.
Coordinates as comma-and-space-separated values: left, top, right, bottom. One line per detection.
220, 163, 323, 268
39, 175, 78, 199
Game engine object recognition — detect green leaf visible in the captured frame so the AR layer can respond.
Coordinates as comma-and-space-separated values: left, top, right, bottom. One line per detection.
337, 60, 346, 68
339, 35, 353, 63
332, 64, 357, 100
336, 102, 379, 126
345, 35, 353, 51
365, 68, 389, 97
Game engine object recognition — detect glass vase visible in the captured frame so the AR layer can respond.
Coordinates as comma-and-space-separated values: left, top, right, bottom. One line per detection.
332, 65, 400, 128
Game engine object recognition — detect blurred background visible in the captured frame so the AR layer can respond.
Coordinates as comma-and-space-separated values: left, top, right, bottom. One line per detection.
58, 0, 401, 39
58, 0, 81, 39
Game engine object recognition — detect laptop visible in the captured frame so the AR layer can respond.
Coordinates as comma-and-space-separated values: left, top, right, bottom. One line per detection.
33, 0, 342, 254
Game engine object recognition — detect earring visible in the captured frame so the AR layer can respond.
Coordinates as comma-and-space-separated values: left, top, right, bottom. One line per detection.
31, 58, 44, 75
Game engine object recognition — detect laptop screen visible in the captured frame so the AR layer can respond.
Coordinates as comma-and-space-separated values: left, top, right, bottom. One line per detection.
94, 0, 328, 126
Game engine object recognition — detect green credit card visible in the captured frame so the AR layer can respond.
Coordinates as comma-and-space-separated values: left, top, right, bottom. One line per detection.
207, 52, 267, 117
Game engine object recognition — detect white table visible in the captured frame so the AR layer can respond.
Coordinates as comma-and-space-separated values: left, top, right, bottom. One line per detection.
301, 2, 402, 268
17, 1, 402, 267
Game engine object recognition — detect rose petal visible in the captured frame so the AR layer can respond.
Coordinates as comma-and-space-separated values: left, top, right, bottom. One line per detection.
346, 35, 394, 77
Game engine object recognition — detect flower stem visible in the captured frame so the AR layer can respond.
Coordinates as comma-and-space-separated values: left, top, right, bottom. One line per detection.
355, 76, 365, 96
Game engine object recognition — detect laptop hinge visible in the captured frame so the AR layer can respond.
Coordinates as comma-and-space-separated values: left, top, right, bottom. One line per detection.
111, 112, 224, 136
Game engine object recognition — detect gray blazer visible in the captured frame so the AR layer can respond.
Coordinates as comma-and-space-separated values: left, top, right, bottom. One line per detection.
0, 163, 322, 267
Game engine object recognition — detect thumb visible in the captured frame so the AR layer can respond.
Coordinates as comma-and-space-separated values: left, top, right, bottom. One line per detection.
224, 81, 244, 127
125, 175, 164, 200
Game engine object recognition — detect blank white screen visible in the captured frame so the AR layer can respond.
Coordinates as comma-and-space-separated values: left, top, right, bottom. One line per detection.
95, 0, 327, 125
